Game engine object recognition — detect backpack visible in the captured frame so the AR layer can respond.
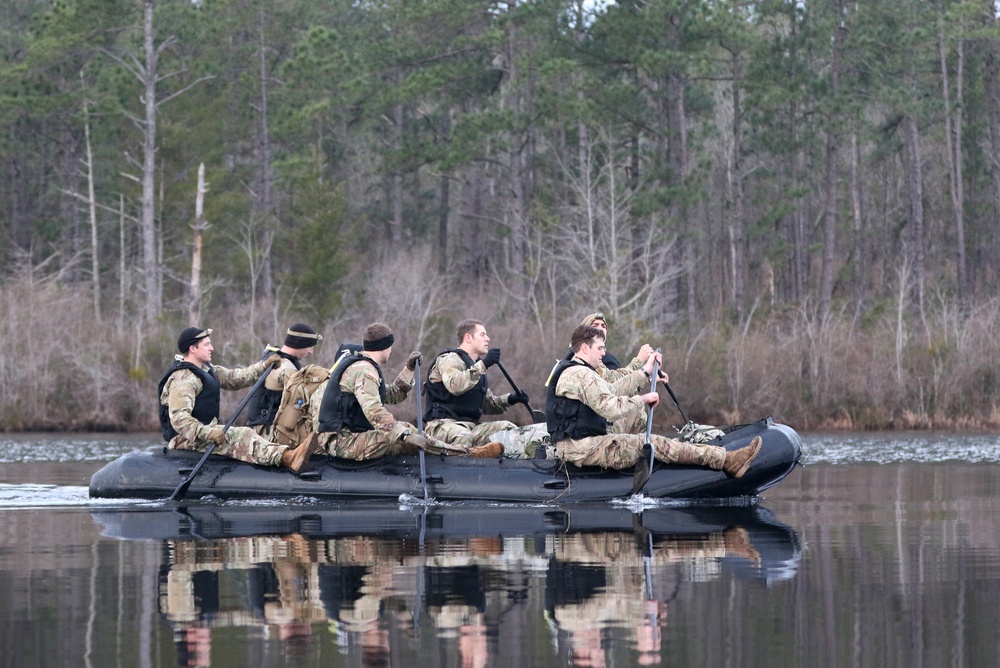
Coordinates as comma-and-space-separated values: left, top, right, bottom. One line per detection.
271, 364, 331, 447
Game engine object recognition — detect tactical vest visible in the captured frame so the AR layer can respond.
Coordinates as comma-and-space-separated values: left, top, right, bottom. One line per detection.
546, 359, 608, 444
423, 348, 488, 422
157, 361, 221, 442
245, 348, 302, 427
317, 354, 387, 433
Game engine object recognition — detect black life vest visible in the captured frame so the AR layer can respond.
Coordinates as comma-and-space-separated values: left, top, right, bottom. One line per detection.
245, 347, 302, 427
562, 347, 621, 371
422, 348, 488, 422
317, 354, 387, 433
546, 358, 608, 444
157, 360, 221, 442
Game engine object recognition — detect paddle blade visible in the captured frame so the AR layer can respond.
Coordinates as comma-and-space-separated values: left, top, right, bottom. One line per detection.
631, 443, 654, 495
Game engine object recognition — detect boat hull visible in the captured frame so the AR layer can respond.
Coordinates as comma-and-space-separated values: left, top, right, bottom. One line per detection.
89, 417, 801, 502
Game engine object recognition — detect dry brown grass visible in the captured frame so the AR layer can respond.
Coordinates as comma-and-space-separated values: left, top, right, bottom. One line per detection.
7, 254, 1000, 433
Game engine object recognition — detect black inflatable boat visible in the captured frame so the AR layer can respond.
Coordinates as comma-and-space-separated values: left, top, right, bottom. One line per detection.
89, 417, 802, 502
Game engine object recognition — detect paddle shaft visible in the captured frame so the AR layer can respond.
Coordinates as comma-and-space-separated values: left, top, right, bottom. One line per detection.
414, 357, 429, 501
643, 349, 662, 473
496, 361, 545, 422
168, 365, 273, 501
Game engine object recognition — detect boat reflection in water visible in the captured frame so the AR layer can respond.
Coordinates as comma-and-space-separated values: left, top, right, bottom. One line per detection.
93, 502, 800, 667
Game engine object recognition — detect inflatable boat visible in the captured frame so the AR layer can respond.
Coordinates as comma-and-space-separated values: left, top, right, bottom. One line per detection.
88, 417, 801, 502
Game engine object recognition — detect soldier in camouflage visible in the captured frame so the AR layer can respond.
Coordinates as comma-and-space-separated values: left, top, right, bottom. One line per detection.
246, 323, 323, 440
546, 324, 761, 476
422, 319, 529, 457
567, 312, 665, 435
312, 323, 470, 460
158, 327, 311, 472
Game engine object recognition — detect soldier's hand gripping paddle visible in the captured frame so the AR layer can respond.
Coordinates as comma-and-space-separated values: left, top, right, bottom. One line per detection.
632, 348, 661, 495
496, 361, 546, 422
169, 366, 273, 501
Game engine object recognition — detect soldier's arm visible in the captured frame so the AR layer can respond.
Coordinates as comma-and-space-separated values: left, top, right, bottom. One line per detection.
308, 379, 328, 432
562, 367, 645, 422
596, 365, 632, 383
437, 352, 485, 396
214, 360, 266, 390
609, 369, 650, 397
482, 388, 512, 415
265, 358, 297, 391
385, 367, 415, 404
349, 364, 408, 441
163, 372, 216, 441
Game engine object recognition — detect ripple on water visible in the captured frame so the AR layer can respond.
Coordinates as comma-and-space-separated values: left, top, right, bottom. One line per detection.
802, 432, 1000, 465
0, 483, 160, 508
0, 434, 158, 464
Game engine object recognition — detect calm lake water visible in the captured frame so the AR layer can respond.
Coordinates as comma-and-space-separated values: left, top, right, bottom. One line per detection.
2, 431, 1000, 668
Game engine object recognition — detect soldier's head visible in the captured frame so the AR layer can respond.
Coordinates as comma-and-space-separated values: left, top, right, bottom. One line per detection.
570, 325, 606, 368
177, 327, 213, 365
456, 319, 490, 357
580, 312, 608, 336
282, 323, 323, 358
362, 322, 394, 363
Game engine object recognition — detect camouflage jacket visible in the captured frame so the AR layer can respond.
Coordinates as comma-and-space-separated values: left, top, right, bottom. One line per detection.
159, 355, 268, 442
264, 356, 299, 392
429, 351, 510, 414
553, 357, 649, 423
310, 362, 415, 440
596, 354, 645, 383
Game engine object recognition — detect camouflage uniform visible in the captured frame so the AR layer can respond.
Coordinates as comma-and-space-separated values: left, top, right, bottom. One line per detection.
160, 356, 289, 466
424, 351, 517, 447
552, 359, 726, 470
251, 355, 300, 440
311, 360, 416, 460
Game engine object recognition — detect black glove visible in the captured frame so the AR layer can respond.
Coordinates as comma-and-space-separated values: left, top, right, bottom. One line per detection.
508, 390, 530, 406
405, 350, 422, 371
482, 348, 501, 368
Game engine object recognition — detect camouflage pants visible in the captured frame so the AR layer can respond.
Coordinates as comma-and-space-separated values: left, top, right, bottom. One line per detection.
609, 407, 648, 435
169, 426, 286, 467
487, 423, 550, 459
424, 419, 517, 448
555, 433, 726, 470
317, 424, 412, 460
250, 423, 275, 441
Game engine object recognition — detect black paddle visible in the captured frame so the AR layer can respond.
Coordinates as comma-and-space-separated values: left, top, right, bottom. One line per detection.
414, 357, 429, 501
663, 380, 689, 425
631, 348, 661, 495
169, 366, 273, 501
496, 361, 546, 422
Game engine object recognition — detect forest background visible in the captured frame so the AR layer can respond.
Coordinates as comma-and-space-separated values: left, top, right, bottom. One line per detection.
3, 0, 1000, 433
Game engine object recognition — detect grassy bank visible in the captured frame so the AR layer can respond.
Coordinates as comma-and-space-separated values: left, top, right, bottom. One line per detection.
3, 268, 999, 433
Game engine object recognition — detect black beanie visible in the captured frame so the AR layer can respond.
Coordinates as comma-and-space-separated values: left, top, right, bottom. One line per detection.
284, 323, 323, 349
177, 327, 212, 353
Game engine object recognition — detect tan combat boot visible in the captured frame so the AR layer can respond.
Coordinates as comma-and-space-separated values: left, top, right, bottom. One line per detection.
722, 435, 762, 478
468, 441, 503, 458
281, 441, 311, 473
298, 431, 319, 454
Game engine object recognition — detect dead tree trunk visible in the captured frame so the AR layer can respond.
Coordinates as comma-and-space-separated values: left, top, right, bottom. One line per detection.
81, 76, 101, 321
189, 163, 207, 326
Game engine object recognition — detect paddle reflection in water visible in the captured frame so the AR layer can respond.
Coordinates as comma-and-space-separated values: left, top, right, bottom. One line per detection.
94, 503, 799, 667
